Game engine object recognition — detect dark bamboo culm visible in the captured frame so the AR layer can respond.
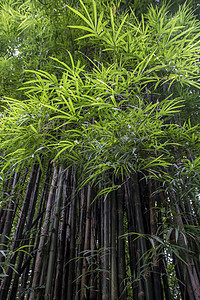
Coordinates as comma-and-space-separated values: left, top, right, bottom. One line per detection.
0, 166, 199, 299
0, 163, 39, 300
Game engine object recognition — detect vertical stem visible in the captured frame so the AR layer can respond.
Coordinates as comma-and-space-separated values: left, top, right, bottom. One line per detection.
149, 178, 163, 300
111, 190, 118, 299
0, 176, 14, 234
53, 171, 69, 300
61, 170, 71, 299
25, 163, 52, 300
45, 165, 64, 299
125, 179, 137, 299
132, 173, 153, 300
30, 166, 58, 300
0, 171, 18, 272
160, 257, 171, 300
174, 203, 200, 300
102, 192, 110, 300
75, 187, 86, 300
117, 187, 126, 300
80, 183, 91, 300
0, 163, 39, 300
99, 195, 104, 298
66, 167, 77, 300
89, 199, 97, 300
9, 165, 42, 300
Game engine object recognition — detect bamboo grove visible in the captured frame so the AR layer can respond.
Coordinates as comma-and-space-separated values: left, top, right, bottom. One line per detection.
0, 0, 200, 299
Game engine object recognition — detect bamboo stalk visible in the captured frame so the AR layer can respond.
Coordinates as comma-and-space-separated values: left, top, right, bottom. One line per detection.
160, 257, 171, 300
0, 171, 18, 270
0, 172, 18, 243
9, 165, 42, 300
175, 203, 200, 300
111, 190, 118, 299
136, 237, 145, 300
30, 165, 58, 300
66, 167, 77, 300
102, 192, 110, 300
75, 187, 86, 300
132, 173, 153, 300
89, 197, 97, 300
148, 178, 163, 300
117, 187, 126, 300
53, 170, 69, 300
124, 180, 137, 299
0, 163, 39, 300
61, 171, 71, 299
0, 175, 14, 230
80, 183, 91, 300
45, 165, 64, 299
99, 195, 104, 299
24, 164, 52, 300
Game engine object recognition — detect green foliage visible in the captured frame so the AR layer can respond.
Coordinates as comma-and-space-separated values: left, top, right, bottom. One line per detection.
0, 0, 82, 99
0, 1, 200, 179
0, 2, 200, 297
